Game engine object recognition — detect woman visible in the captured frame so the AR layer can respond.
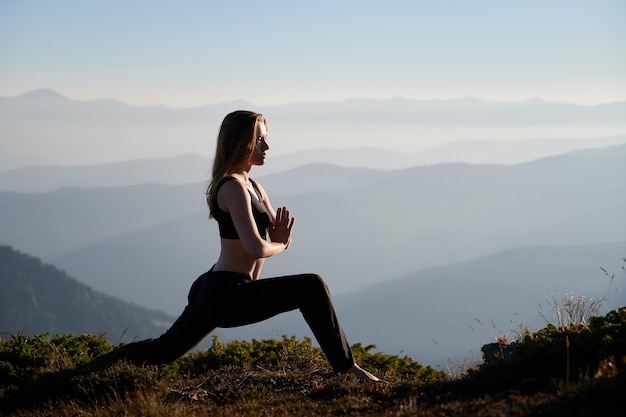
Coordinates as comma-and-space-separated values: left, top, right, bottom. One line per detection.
95, 110, 380, 382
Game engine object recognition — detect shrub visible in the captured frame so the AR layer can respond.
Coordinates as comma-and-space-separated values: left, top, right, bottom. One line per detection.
0, 333, 110, 385
469, 307, 626, 387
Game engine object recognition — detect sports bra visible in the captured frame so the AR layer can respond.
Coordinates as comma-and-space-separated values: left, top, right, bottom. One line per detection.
212, 176, 271, 240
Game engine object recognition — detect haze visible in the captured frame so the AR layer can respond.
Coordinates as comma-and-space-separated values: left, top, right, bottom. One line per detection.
1, 1, 625, 108
1, 0, 625, 367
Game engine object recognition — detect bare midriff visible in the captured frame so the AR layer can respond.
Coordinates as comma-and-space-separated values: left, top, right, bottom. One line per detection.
212, 238, 265, 279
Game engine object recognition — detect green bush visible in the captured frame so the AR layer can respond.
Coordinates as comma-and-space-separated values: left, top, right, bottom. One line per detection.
0, 333, 111, 385
469, 307, 626, 386
350, 342, 445, 384
1, 308, 624, 416
176, 335, 325, 375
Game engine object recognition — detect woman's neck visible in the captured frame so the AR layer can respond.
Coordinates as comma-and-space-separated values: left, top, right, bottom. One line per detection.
229, 166, 252, 184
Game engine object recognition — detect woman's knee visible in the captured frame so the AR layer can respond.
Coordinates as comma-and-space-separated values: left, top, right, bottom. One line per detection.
301, 273, 330, 295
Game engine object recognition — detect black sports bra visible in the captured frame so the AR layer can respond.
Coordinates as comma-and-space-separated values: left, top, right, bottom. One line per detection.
213, 176, 271, 240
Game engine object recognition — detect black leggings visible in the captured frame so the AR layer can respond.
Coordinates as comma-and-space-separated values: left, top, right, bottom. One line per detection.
97, 270, 355, 373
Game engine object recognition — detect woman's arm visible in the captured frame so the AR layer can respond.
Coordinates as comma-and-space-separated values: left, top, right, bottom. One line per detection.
218, 179, 289, 258
254, 179, 295, 248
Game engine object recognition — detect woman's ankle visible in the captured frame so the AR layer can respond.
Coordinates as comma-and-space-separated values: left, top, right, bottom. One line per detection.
347, 363, 382, 382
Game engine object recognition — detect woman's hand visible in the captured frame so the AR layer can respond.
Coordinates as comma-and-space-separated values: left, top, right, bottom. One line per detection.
269, 206, 295, 248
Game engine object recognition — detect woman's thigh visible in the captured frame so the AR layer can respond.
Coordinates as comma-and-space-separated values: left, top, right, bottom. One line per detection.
205, 273, 327, 328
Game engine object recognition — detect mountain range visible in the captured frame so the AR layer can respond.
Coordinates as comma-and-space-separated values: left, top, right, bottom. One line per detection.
1, 89, 624, 367
1, 144, 624, 319
2, 135, 626, 193
1, 241, 623, 368
0, 245, 173, 341
2, 89, 626, 171
216, 240, 626, 367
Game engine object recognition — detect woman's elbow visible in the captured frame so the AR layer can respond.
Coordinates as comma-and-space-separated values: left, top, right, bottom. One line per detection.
243, 240, 271, 259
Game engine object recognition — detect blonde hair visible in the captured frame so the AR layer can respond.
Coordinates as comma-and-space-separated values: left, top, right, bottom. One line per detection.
206, 110, 266, 217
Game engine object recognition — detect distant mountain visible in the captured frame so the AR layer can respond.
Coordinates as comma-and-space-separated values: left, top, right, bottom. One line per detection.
211, 241, 626, 367
333, 241, 626, 366
2, 88, 626, 171
262, 96, 626, 127
0, 144, 620, 316
0, 182, 208, 259
17, 88, 69, 101
0, 154, 212, 193
0, 245, 175, 341
267, 136, 626, 173
2, 137, 625, 193
2, 239, 623, 368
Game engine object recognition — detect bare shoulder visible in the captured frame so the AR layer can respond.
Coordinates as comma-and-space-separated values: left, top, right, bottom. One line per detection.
217, 177, 250, 210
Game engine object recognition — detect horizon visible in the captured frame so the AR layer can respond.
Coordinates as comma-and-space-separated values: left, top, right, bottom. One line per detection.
1, 1, 625, 371
6, 87, 626, 109
2, 86, 626, 171
1, 1, 625, 108
3, 86, 626, 171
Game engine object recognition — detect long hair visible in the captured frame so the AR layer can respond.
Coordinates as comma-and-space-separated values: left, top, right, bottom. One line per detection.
206, 110, 266, 217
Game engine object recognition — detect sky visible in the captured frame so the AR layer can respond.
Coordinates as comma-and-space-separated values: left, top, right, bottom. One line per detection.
1, 0, 625, 108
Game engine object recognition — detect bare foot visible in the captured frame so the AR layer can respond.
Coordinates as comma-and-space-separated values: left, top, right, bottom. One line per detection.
347, 363, 384, 382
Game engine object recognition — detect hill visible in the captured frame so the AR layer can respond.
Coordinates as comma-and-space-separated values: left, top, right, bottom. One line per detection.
0, 182, 208, 259
2, 88, 626, 170
213, 241, 626, 367
1, 240, 622, 368
0, 144, 623, 366
0, 154, 212, 193
1, 307, 625, 416
14, 144, 621, 316
2, 136, 625, 193
0, 245, 174, 341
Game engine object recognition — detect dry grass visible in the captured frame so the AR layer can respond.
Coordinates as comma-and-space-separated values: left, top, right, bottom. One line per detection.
2, 263, 625, 416
2, 333, 625, 417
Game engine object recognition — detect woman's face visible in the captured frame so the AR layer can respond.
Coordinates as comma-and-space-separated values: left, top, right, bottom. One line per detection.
250, 122, 269, 166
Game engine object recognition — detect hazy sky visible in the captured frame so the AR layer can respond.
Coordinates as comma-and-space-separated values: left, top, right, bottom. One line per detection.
1, 0, 625, 108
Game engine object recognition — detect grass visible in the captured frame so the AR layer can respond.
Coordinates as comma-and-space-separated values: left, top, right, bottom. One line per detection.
1, 263, 625, 416
1, 306, 624, 417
